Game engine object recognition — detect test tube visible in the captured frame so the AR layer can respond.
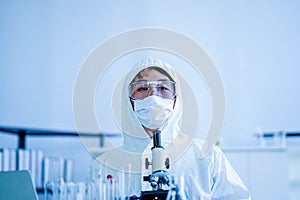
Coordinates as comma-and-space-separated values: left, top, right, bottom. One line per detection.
85, 182, 96, 200
55, 178, 66, 200
94, 176, 106, 200
64, 159, 74, 183
106, 175, 114, 200
119, 164, 132, 199
76, 182, 86, 200
44, 180, 55, 200
66, 182, 76, 200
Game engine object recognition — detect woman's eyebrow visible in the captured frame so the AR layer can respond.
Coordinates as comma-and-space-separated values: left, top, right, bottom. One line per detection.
134, 79, 147, 83
157, 79, 169, 81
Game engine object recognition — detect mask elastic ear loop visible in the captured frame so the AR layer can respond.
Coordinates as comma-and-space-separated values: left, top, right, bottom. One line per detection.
172, 96, 177, 109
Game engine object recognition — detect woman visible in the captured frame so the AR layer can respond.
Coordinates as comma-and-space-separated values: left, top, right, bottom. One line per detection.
90, 58, 251, 199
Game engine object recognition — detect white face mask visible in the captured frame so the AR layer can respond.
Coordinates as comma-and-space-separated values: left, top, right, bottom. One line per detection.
133, 96, 175, 129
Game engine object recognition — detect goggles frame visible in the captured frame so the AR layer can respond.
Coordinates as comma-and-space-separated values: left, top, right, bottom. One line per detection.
129, 80, 177, 100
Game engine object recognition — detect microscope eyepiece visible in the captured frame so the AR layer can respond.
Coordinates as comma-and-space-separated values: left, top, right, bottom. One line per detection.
152, 130, 163, 149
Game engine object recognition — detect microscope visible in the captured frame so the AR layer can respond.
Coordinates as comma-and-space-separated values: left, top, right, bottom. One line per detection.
130, 130, 182, 200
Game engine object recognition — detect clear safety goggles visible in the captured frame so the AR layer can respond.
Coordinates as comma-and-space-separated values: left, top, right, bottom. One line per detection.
129, 80, 176, 100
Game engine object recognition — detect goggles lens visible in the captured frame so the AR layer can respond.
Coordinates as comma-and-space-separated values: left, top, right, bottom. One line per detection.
129, 80, 176, 100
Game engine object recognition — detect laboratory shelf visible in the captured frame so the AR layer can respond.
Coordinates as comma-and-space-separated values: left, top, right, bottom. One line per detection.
0, 125, 122, 196
0, 125, 121, 149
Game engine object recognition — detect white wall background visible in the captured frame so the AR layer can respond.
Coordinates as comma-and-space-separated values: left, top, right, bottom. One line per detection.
0, 0, 300, 185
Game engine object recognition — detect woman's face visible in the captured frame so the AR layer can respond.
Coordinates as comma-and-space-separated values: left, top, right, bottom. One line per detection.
130, 68, 176, 109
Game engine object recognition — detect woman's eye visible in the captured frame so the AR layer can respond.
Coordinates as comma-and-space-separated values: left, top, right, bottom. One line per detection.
159, 86, 169, 91
137, 87, 149, 92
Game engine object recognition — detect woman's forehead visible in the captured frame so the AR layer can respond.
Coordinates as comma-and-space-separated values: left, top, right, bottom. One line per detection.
134, 68, 170, 82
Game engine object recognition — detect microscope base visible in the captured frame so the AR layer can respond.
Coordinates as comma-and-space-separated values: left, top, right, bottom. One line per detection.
141, 189, 169, 200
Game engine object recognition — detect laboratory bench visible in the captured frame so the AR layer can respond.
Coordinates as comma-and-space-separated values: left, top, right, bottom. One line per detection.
1, 126, 300, 200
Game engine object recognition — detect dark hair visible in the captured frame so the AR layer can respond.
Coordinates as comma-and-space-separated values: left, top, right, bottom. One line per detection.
131, 67, 175, 83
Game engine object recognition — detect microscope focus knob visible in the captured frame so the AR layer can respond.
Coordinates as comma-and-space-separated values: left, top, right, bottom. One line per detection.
150, 181, 158, 188
165, 158, 170, 169
143, 175, 150, 182
145, 157, 152, 169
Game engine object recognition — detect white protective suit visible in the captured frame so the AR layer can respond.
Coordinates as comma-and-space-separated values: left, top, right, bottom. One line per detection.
90, 59, 251, 200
